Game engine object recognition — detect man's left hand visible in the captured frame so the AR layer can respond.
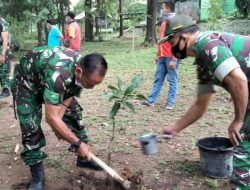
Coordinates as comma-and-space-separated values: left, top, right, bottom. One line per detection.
168, 60, 176, 69
228, 120, 243, 146
0, 55, 5, 64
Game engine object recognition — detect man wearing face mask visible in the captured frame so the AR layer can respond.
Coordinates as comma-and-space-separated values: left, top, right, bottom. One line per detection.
159, 14, 250, 189
142, 0, 179, 110
63, 11, 94, 173
11, 46, 107, 190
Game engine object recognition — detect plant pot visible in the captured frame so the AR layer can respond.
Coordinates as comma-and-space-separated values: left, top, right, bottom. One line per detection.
196, 136, 234, 178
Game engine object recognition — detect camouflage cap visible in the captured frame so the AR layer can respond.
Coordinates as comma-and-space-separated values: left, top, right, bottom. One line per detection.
158, 14, 196, 44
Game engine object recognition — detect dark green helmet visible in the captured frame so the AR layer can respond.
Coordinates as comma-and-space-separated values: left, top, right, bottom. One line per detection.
158, 14, 196, 44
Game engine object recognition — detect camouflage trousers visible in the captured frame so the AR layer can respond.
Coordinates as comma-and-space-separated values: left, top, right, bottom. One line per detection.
230, 102, 250, 189
13, 76, 89, 166
0, 48, 10, 88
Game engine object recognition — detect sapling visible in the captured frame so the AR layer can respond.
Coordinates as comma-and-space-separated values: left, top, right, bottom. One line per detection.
105, 73, 146, 166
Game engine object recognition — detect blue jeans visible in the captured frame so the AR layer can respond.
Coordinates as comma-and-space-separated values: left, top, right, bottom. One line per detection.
147, 57, 179, 106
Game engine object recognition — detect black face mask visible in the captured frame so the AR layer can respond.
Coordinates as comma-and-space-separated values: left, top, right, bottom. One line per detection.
171, 37, 187, 59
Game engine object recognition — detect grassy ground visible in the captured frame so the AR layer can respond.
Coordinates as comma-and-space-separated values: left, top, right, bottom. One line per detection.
0, 28, 236, 189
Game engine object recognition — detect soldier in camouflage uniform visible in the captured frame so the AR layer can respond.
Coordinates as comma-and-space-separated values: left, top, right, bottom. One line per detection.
12, 46, 107, 190
158, 14, 250, 189
0, 17, 10, 98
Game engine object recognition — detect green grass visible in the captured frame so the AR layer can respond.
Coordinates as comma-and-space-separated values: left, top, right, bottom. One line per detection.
0, 144, 13, 154
84, 36, 157, 71
205, 178, 219, 189
155, 159, 201, 177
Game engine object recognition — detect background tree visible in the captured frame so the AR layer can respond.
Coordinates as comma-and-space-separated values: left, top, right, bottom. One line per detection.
0, 0, 149, 46
31, 0, 70, 46
85, 0, 94, 41
208, 0, 223, 30
145, 0, 157, 45
52, 0, 70, 36
95, 0, 106, 41
235, 0, 250, 18
95, 0, 101, 37
0, 0, 70, 46
118, 0, 123, 37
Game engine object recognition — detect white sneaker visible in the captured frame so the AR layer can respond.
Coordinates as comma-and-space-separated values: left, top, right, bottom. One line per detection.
165, 105, 174, 110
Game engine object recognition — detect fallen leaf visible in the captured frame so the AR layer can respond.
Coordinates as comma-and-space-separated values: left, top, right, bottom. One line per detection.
14, 143, 20, 154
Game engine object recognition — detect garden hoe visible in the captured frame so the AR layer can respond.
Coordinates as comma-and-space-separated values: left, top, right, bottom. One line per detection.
89, 152, 131, 189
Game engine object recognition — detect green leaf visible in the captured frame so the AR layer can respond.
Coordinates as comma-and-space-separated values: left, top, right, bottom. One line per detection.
135, 94, 147, 100
109, 102, 121, 119
108, 95, 121, 101
124, 74, 144, 96
105, 91, 115, 98
124, 102, 135, 113
117, 77, 123, 91
105, 90, 123, 101
107, 85, 118, 91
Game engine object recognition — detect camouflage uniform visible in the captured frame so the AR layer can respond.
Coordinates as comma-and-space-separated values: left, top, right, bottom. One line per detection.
63, 97, 89, 144
12, 46, 89, 166
192, 32, 250, 189
0, 17, 10, 89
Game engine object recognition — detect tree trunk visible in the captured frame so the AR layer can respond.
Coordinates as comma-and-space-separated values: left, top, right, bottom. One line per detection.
118, 0, 123, 37
45, 22, 48, 45
95, 17, 100, 36
145, 0, 157, 45
107, 119, 116, 166
85, 0, 94, 41
59, 1, 65, 36
95, 0, 101, 36
37, 20, 45, 46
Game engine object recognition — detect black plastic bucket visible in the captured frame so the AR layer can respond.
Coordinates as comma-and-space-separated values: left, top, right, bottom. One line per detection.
196, 137, 234, 178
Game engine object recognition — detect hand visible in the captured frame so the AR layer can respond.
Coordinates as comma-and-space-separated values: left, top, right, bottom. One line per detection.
161, 125, 179, 139
64, 40, 70, 48
0, 55, 5, 64
155, 57, 159, 64
168, 60, 176, 70
77, 142, 91, 160
228, 120, 244, 146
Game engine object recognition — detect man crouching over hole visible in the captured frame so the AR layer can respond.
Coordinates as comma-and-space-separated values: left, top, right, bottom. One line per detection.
11, 46, 107, 190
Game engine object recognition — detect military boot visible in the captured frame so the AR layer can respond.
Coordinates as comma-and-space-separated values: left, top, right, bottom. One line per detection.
28, 162, 45, 190
76, 156, 103, 171
0, 88, 10, 98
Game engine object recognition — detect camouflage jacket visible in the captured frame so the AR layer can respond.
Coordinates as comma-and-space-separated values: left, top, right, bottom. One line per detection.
192, 32, 250, 94
15, 46, 82, 105
0, 17, 9, 46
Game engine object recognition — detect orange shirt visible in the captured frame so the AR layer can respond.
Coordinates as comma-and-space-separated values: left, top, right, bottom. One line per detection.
157, 21, 174, 57
65, 21, 81, 51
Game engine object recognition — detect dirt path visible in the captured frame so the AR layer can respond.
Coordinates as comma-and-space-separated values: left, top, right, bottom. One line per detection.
0, 65, 233, 190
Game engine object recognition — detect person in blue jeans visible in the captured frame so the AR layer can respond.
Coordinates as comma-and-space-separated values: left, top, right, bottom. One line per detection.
142, 0, 179, 110
146, 57, 179, 109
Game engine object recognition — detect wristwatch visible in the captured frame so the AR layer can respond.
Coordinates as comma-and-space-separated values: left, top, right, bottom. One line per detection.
69, 139, 82, 152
